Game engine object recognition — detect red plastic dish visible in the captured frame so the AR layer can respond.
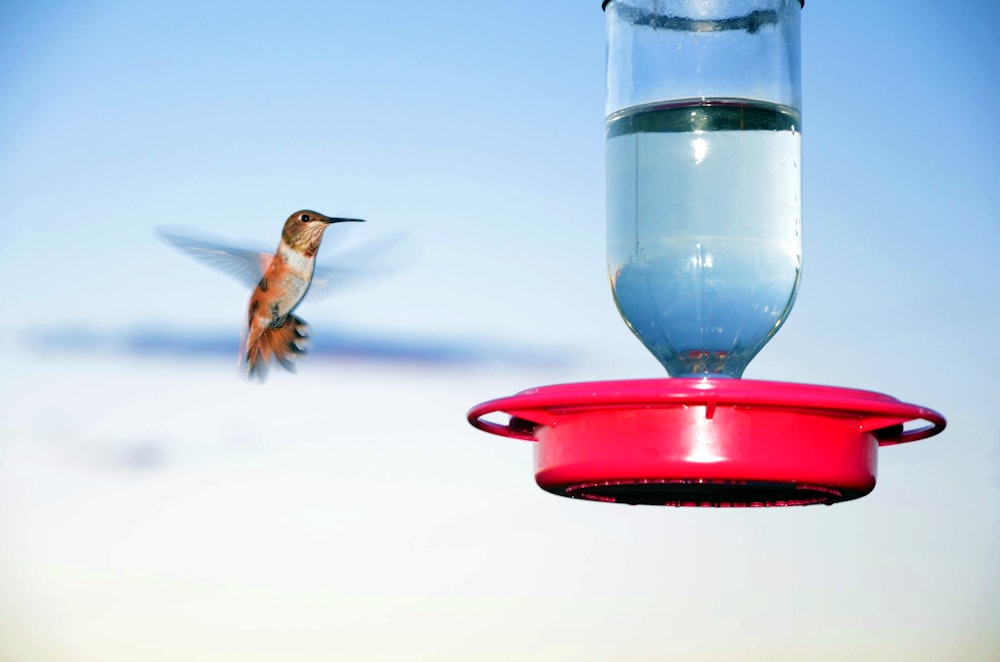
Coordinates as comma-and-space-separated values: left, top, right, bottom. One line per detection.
467, 379, 946, 507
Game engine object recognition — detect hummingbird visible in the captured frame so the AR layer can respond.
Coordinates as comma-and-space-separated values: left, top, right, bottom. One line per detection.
159, 210, 364, 379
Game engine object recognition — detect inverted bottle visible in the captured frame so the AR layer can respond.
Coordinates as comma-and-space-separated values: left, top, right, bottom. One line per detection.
604, 0, 803, 378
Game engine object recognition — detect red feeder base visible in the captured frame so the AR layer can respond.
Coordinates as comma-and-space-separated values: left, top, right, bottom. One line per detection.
467, 379, 945, 507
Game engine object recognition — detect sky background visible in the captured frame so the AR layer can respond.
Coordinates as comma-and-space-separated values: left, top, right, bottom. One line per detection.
1, 1, 998, 660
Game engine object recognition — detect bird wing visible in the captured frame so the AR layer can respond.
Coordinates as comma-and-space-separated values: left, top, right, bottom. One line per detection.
158, 226, 409, 300
157, 226, 272, 288
307, 232, 410, 300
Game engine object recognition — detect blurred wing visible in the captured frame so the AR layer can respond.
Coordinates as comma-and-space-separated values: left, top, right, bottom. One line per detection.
308, 232, 411, 300
157, 226, 271, 288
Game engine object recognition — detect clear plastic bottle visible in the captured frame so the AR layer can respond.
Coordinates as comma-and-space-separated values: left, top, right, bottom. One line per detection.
604, 0, 802, 378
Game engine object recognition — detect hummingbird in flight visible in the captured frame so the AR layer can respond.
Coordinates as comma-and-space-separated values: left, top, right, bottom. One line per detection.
159, 210, 365, 379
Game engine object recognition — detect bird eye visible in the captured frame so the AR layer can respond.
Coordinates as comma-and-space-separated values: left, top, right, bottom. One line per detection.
300, 213, 311, 222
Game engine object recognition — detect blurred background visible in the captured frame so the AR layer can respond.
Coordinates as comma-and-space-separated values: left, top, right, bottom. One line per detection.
1, 1, 997, 660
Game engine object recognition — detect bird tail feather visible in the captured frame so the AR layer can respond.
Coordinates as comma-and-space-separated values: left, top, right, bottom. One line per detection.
243, 315, 310, 380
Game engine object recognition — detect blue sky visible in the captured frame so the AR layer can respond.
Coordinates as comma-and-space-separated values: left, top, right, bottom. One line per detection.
1, 1, 998, 660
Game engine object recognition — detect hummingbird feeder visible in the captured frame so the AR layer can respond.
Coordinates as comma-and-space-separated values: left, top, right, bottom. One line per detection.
466, 0, 946, 507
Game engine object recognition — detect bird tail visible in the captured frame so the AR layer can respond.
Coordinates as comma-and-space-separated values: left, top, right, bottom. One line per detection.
243, 314, 310, 380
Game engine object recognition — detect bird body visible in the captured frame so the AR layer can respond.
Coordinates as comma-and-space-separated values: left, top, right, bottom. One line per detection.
241, 210, 364, 378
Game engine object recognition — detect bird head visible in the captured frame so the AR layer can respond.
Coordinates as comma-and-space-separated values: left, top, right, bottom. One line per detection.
281, 210, 365, 257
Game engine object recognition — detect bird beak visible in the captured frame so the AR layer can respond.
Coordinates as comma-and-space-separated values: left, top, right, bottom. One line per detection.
324, 217, 365, 224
